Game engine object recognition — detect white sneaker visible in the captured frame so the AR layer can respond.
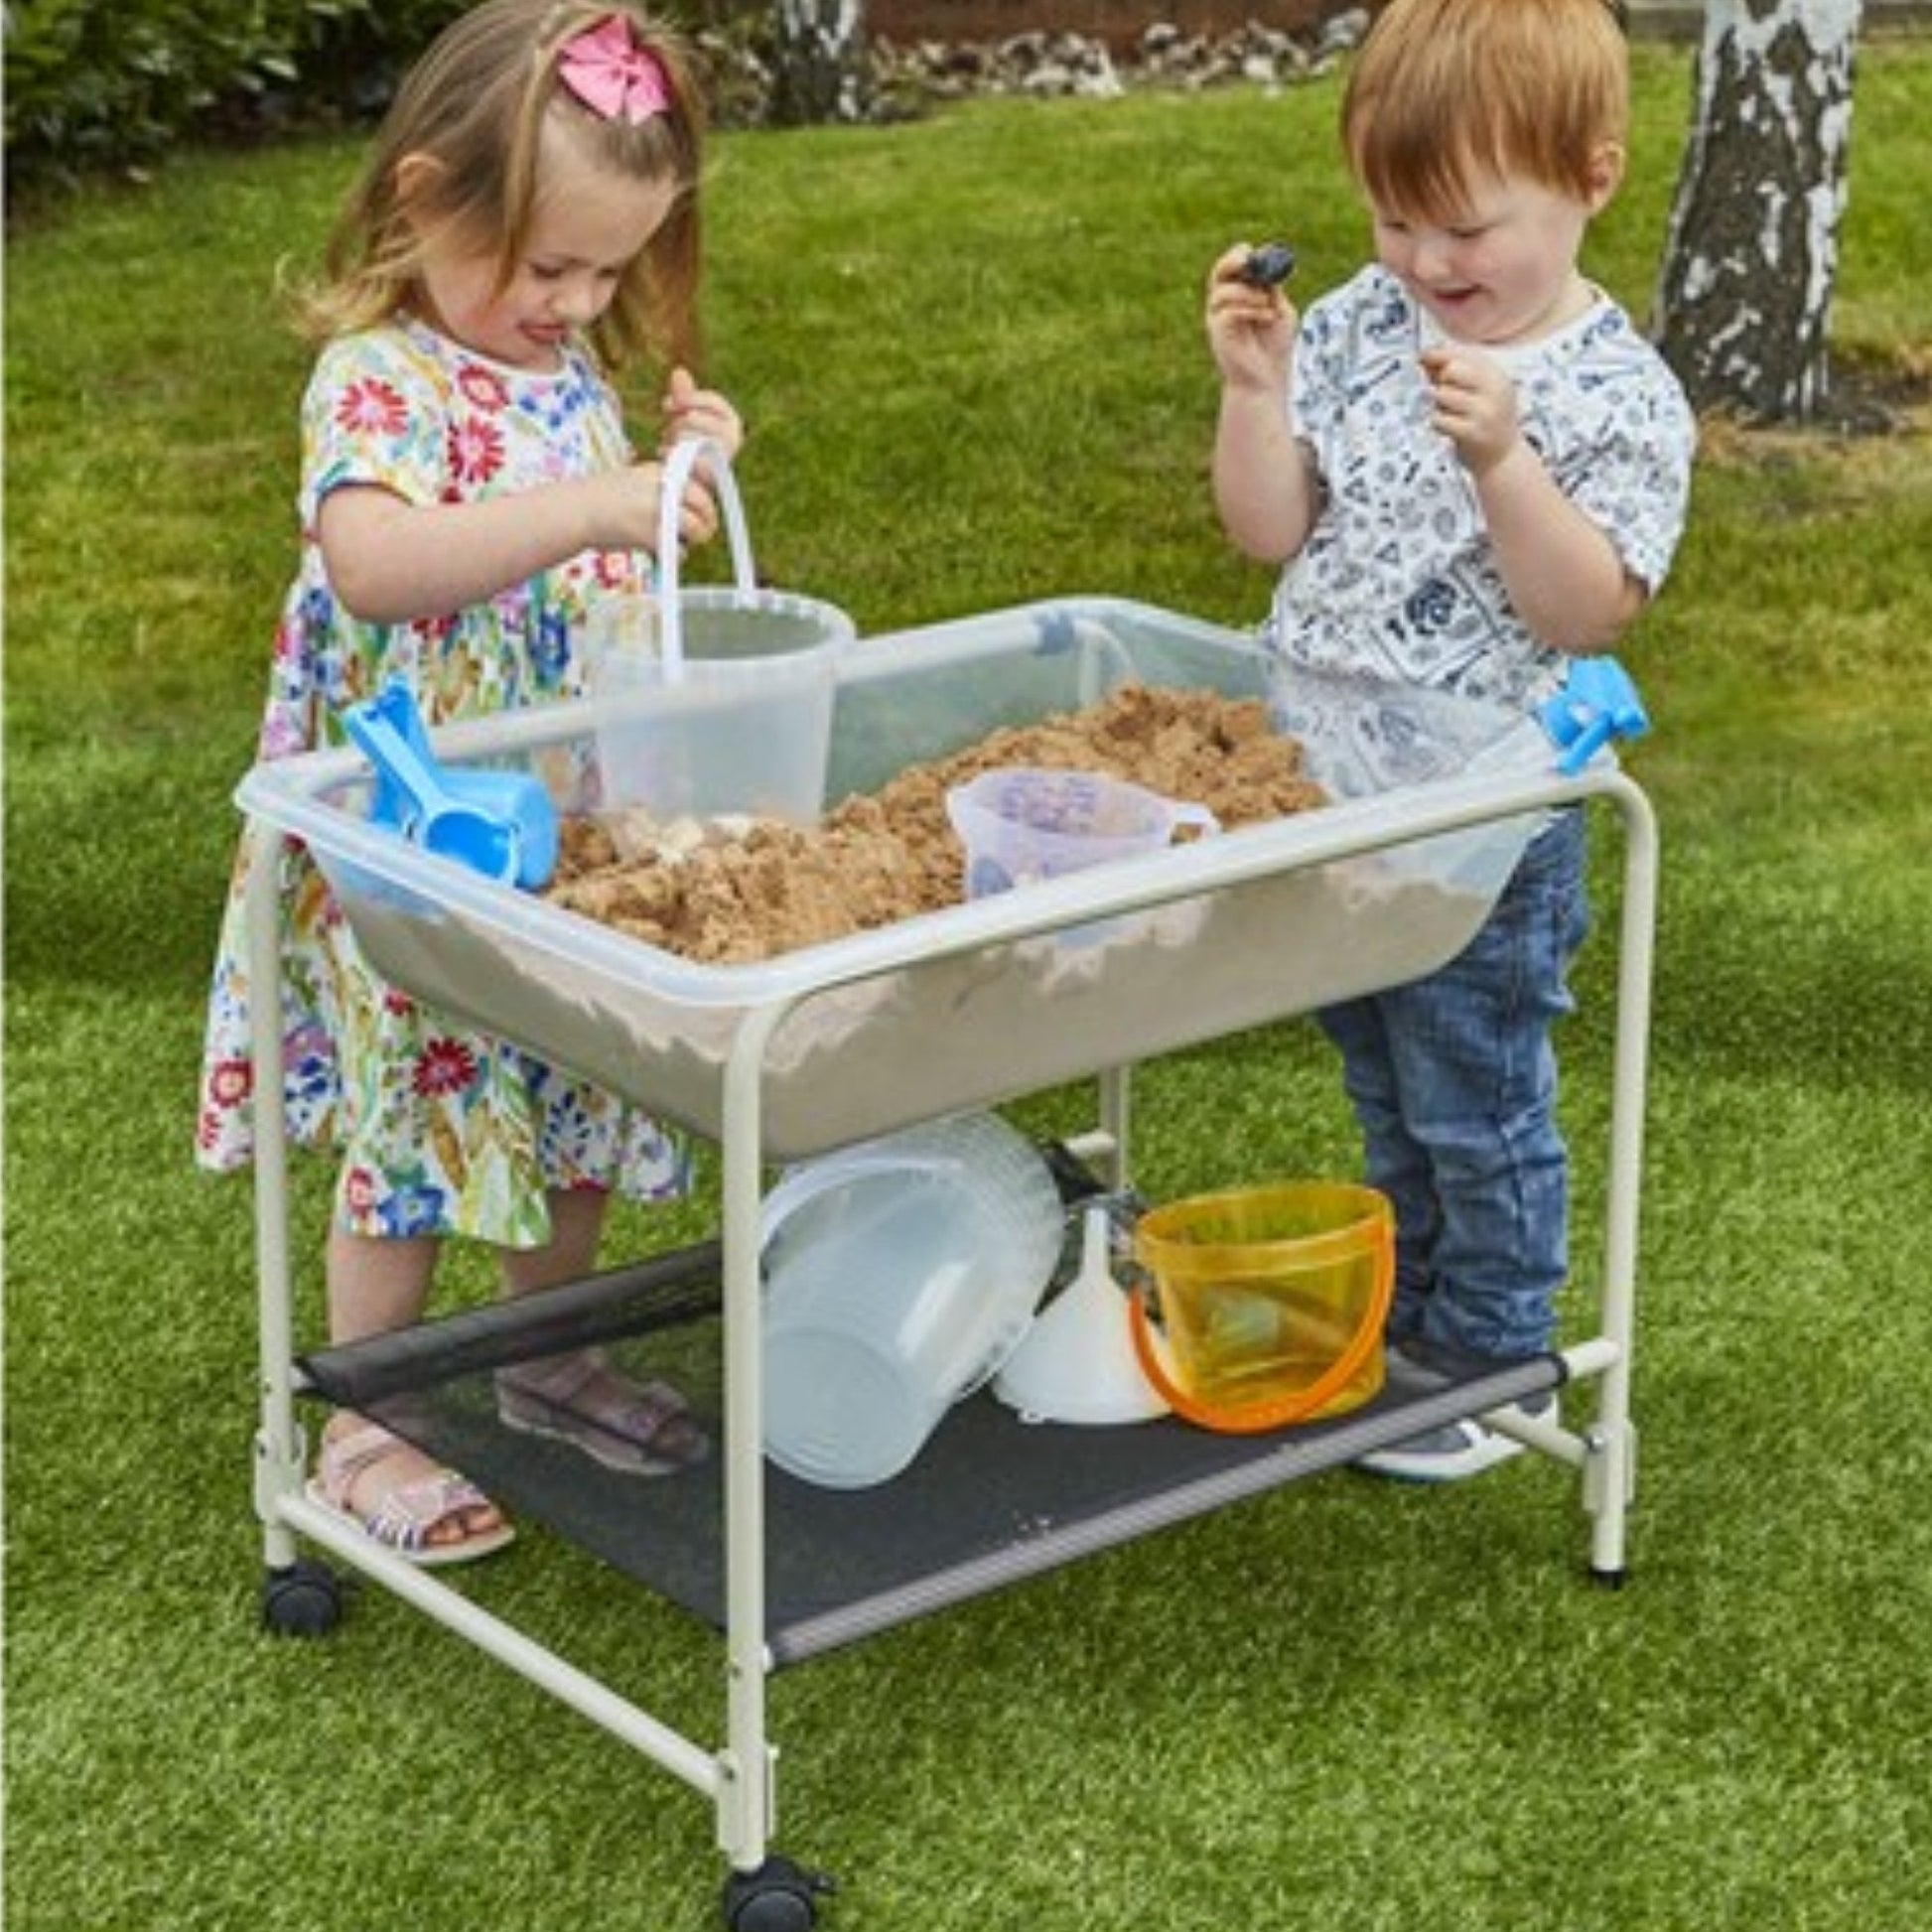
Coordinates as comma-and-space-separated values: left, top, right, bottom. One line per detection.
1355, 1393, 1557, 1484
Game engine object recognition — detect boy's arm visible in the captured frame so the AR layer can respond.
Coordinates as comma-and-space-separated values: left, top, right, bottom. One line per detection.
1206, 246, 1321, 564
1425, 347, 1644, 652
1474, 446, 1646, 651
1213, 386, 1321, 564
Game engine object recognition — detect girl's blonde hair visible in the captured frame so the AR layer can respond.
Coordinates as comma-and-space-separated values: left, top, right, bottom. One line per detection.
296, 0, 707, 373
1341, 0, 1628, 222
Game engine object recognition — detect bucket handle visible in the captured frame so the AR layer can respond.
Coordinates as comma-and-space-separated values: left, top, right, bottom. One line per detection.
1124, 1231, 1394, 1434
655, 435, 759, 683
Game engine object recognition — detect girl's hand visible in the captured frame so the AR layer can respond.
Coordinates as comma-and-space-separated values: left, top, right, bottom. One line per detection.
575, 371, 746, 560
658, 459, 722, 552
1421, 346, 1521, 477
1205, 243, 1297, 395
660, 366, 744, 461
576, 460, 720, 558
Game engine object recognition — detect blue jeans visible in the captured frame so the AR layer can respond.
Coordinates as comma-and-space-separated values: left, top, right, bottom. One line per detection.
1316, 808, 1589, 1363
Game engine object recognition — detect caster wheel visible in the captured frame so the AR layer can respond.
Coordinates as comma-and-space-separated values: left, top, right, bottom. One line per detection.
261, 1559, 346, 1637
722, 1856, 834, 1932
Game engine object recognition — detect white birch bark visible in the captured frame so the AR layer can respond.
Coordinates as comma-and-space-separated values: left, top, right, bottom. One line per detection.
770, 0, 870, 124
1654, 0, 1864, 422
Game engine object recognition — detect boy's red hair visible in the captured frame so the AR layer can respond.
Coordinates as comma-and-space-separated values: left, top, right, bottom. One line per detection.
1342, 0, 1629, 220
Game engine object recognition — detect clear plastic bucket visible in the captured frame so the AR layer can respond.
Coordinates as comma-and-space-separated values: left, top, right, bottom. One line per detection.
587, 438, 854, 836
1130, 1180, 1393, 1433
945, 766, 1218, 898
590, 589, 853, 829
759, 1113, 1063, 1488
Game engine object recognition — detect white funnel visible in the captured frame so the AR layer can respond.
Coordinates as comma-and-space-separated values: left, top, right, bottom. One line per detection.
993, 1206, 1171, 1427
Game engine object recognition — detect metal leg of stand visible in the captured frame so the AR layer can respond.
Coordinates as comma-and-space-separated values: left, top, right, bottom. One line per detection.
715, 1005, 788, 1867
1585, 776, 1658, 1583
242, 821, 735, 1804
242, 824, 308, 1570
1096, 1063, 1132, 1187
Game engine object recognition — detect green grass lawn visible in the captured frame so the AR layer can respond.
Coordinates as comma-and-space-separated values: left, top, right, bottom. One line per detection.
8, 43, 1932, 1932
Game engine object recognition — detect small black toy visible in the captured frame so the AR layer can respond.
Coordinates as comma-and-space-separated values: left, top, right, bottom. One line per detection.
1241, 241, 1298, 288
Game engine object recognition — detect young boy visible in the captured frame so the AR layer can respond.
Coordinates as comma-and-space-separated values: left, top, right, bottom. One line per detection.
1204, 0, 1695, 1479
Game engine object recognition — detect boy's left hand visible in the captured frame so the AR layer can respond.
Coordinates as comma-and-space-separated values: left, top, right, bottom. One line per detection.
1421, 347, 1521, 478
661, 367, 744, 462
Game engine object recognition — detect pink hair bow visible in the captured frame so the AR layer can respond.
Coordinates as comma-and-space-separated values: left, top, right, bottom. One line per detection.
558, 15, 672, 124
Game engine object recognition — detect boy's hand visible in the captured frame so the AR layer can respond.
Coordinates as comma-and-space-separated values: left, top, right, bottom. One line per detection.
1421, 346, 1522, 477
1205, 243, 1297, 395
660, 366, 744, 461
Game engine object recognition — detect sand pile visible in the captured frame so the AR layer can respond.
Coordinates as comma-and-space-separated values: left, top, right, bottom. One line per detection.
547, 682, 1326, 963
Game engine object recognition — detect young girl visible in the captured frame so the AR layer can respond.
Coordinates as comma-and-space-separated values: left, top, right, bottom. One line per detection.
1205, 0, 1695, 1479
197, 1, 744, 1562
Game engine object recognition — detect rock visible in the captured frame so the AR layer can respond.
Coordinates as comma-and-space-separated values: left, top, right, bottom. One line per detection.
707, 11, 1353, 128
1316, 6, 1372, 55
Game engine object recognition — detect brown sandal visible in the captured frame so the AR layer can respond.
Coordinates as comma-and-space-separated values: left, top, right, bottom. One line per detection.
308, 1420, 513, 1567
497, 1348, 709, 1477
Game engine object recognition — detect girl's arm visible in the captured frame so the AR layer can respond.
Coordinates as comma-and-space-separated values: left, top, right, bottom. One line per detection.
1425, 348, 1644, 653
319, 462, 720, 625
1205, 246, 1321, 564
322, 368, 745, 626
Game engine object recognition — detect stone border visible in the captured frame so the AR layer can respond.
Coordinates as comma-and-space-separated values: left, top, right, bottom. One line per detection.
696, 2, 1927, 128
698, 11, 1375, 123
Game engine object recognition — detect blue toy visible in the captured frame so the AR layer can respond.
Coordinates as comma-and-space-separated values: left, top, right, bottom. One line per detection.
341, 681, 558, 890
1540, 657, 1649, 777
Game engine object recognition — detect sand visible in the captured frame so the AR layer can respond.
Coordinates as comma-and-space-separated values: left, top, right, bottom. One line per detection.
546, 682, 1326, 963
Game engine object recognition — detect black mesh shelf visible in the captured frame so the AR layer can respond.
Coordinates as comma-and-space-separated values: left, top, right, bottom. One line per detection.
299, 1243, 1565, 1667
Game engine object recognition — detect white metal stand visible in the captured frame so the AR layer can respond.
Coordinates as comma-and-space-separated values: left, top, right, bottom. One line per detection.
245, 756, 1657, 1911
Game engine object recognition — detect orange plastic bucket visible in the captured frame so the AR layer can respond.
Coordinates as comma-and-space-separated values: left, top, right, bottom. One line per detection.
1129, 1181, 1394, 1433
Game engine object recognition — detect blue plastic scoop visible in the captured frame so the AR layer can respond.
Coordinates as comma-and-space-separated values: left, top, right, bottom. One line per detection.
1541, 657, 1650, 776
342, 682, 558, 889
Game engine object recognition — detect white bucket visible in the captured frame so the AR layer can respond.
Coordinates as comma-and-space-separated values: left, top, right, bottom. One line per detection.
590, 591, 852, 827
589, 438, 854, 834
759, 1113, 1063, 1488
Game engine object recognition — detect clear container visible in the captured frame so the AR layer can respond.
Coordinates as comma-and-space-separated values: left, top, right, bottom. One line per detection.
946, 767, 1218, 897
235, 597, 1554, 1159
589, 588, 854, 833
759, 1112, 1063, 1487
584, 437, 855, 838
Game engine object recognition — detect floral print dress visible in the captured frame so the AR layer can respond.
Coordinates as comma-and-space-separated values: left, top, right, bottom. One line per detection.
195, 316, 687, 1247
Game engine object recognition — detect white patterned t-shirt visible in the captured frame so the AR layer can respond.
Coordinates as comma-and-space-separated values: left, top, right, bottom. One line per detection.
1269, 264, 1696, 711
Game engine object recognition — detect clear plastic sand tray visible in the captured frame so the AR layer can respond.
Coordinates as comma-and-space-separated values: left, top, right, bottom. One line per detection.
237, 598, 1553, 1158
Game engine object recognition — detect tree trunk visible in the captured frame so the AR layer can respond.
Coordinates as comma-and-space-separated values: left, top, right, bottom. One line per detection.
1653, 0, 1863, 423
769, 0, 872, 124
